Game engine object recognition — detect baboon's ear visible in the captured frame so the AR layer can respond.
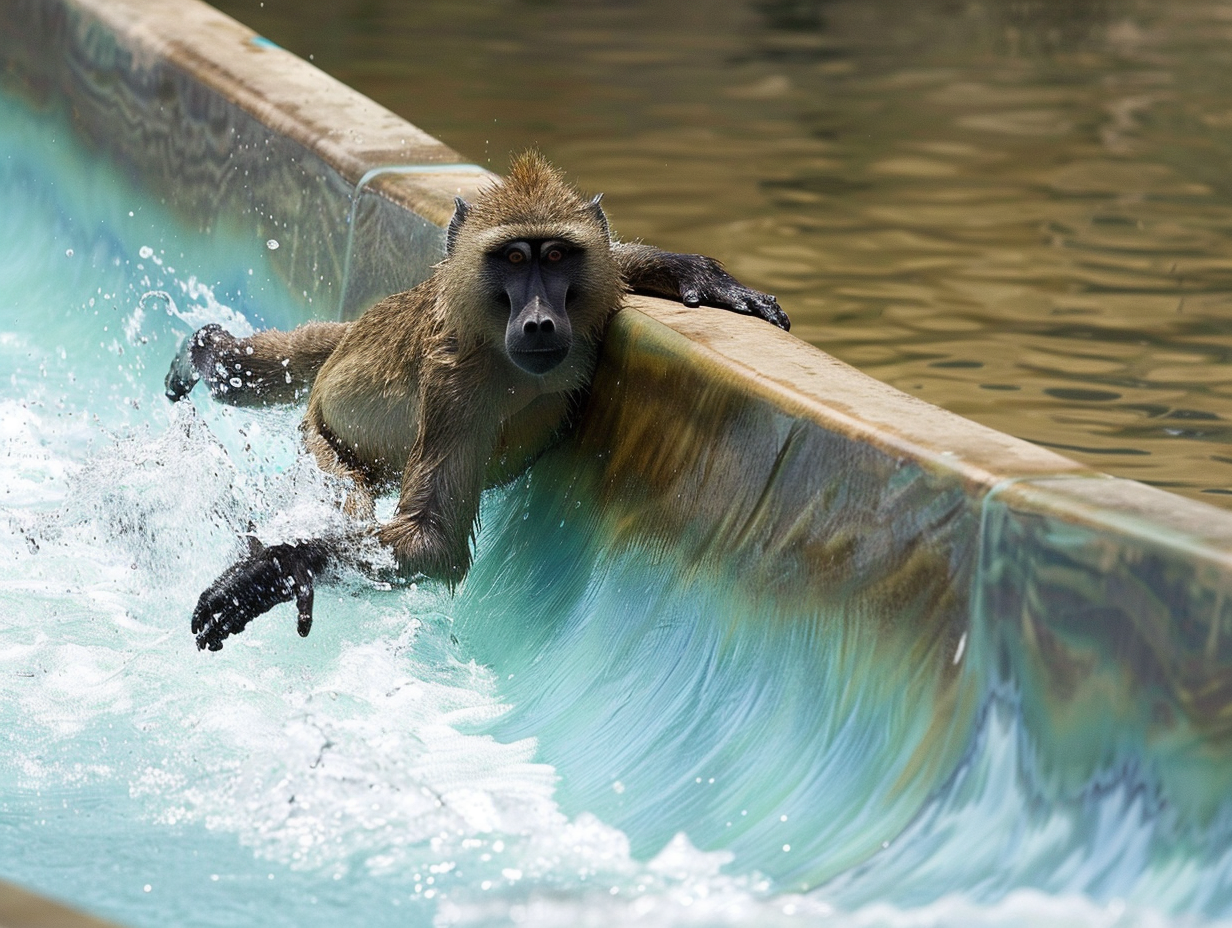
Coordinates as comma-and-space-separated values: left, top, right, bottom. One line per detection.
446, 197, 471, 255
589, 194, 611, 242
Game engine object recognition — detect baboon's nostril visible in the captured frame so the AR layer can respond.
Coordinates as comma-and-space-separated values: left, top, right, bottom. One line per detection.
540, 318, 554, 334
523, 319, 538, 335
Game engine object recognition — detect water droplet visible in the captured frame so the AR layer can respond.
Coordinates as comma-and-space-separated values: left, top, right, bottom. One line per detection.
64, 248, 73, 257
138, 245, 154, 259
266, 239, 280, 250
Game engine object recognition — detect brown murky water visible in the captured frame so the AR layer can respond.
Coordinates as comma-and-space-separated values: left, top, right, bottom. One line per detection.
213, 0, 1232, 505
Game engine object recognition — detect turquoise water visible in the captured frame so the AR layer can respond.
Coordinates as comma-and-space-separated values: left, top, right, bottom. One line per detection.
1, 91, 1231, 927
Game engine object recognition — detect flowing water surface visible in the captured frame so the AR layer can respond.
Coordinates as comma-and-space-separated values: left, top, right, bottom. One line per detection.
213, 0, 1232, 504
1, 74, 1231, 928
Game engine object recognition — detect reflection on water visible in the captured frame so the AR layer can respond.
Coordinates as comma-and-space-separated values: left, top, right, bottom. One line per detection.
213, 0, 1232, 503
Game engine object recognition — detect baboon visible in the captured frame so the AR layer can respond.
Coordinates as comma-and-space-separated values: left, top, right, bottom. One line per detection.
167, 152, 788, 651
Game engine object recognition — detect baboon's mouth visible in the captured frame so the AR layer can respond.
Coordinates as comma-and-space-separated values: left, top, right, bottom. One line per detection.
510, 346, 569, 375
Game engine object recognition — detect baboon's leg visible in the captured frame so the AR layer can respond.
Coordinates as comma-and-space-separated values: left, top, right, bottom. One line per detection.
165, 321, 351, 406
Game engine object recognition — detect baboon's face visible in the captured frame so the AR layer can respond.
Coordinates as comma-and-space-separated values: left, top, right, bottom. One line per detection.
490, 237, 581, 375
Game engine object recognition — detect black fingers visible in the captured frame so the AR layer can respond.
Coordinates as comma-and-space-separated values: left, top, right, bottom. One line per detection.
692, 278, 790, 331
294, 568, 315, 638
747, 291, 791, 331
192, 541, 329, 651
617, 244, 790, 328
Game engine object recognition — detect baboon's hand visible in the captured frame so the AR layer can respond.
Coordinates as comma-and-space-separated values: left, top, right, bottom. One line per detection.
674, 256, 791, 331
165, 323, 239, 402
165, 324, 217, 401
192, 540, 325, 651
165, 335, 201, 402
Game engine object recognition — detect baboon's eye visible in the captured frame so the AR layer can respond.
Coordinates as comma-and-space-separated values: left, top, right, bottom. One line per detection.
508, 251, 525, 264
545, 247, 564, 263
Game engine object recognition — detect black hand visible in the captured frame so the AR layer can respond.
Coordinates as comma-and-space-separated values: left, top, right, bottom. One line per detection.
165, 323, 224, 402
682, 278, 790, 330
673, 256, 790, 330
165, 323, 242, 402
192, 540, 327, 651
165, 334, 202, 402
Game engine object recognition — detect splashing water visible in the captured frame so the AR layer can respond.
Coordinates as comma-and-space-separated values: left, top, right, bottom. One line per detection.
1, 91, 1230, 928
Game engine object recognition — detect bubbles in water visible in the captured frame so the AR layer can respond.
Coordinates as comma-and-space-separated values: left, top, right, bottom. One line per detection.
266, 239, 279, 250
123, 304, 146, 345
161, 277, 254, 337
38, 408, 249, 578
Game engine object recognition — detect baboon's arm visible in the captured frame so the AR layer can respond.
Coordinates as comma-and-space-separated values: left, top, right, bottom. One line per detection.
192, 412, 386, 651
377, 366, 498, 587
190, 455, 379, 649
166, 321, 350, 406
193, 364, 496, 651
612, 242, 790, 330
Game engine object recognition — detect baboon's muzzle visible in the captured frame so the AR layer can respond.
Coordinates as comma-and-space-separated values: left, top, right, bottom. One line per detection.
505, 273, 573, 375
